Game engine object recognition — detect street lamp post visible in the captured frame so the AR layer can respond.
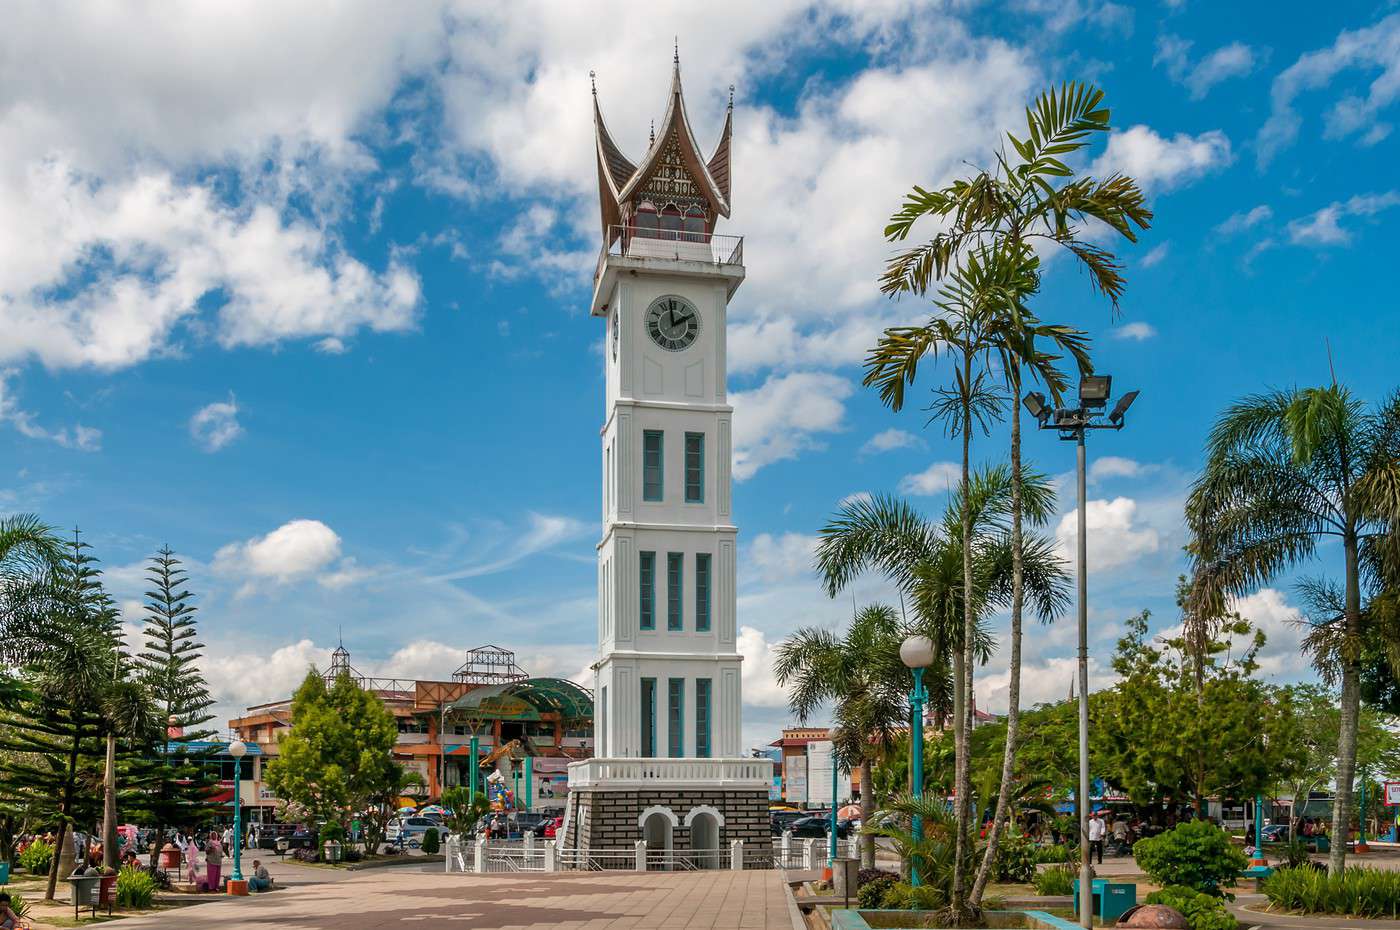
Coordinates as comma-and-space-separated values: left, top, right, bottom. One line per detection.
901, 635, 935, 888
228, 739, 247, 884
1024, 376, 1138, 930
1357, 773, 1370, 854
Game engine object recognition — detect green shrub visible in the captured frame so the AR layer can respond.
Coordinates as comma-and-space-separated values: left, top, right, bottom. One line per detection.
877, 881, 947, 911
1263, 865, 1400, 917
1033, 864, 1077, 896
1146, 885, 1239, 930
995, 832, 1039, 883
116, 866, 156, 908
1034, 843, 1071, 864
1133, 821, 1247, 893
17, 840, 53, 876
5, 892, 30, 917
1281, 840, 1313, 869
859, 875, 898, 908
421, 827, 440, 854
320, 822, 346, 843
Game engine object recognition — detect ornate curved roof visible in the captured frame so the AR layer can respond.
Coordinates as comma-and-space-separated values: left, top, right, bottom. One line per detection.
447, 677, 594, 723
592, 55, 732, 241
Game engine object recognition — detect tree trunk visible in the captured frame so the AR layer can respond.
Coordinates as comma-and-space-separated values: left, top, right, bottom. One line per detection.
971, 367, 1024, 905
1329, 532, 1362, 876
102, 733, 117, 870
951, 347, 975, 916
860, 758, 876, 869
47, 731, 82, 900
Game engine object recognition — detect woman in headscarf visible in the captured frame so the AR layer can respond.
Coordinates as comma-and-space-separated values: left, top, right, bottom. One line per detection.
204, 831, 223, 892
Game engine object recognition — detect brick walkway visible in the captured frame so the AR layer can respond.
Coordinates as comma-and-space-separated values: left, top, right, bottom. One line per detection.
110, 867, 796, 929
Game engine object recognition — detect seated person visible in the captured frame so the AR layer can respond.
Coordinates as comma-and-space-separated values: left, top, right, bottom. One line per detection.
248, 859, 273, 892
0, 891, 18, 929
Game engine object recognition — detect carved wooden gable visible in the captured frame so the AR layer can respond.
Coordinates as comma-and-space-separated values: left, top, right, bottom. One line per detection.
637, 130, 706, 210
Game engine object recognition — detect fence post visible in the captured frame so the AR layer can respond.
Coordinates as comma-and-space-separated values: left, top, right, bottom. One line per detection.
805, 837, 821, 870
782, 829, 792, 860
730, 839, 743, 871
544, 839, 556, 872
635, 839, 647, 871
444, 835, 457, 872
846, 835, 857, 859
524, 832, 535, 853
474, 837, 487, 874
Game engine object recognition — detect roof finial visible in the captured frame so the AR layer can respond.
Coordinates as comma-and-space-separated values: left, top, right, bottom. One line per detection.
728, 84, 735, 111
649, 119, 655, 145
589, 70, 596, 96
674, 36, 679, 65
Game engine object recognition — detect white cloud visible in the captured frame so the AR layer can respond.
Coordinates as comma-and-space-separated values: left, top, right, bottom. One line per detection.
1089, 455, 1143, 481
977, 652, 1116, 714
1054, 496, 1161, 571
730, 371, 852, 480
1259, 12, 1400, 166
213, 518, 343, 586
861, 428, 924, 455
189, 394, 243, 452
738, 625, 790, 709
203, 637, 332, 716
1139, 243, 1170, 268
898, 461, 961, 496
0, 368, 101, 451
1111, 321, 1157, 341
1215, 204, 1273, 235
1287, 191, 1400, 247
748, 532, 820, 581
1092, 125, 1232, 191
1155, 35, 1256, 100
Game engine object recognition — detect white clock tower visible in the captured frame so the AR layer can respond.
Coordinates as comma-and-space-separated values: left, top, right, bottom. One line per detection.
565, 55, 772, 862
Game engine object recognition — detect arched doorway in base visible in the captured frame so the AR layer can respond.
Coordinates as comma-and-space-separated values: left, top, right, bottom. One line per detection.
684, 805, 725, 870
639, 806, 676, 868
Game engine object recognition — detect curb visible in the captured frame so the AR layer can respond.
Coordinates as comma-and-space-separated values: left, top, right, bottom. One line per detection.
346, 855, 445, 871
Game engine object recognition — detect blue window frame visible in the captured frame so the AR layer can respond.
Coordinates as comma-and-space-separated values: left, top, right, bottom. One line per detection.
667, 552, 683, 631
639, 551, 655, 630
643, 430, 664, 501
641, 678, 656, 757
696, 678, 712, 758
667, 678, 684, 757
684, 432, 704, 503
695, 553, 711, 632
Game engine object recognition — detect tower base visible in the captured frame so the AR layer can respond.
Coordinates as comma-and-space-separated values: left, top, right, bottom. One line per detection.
563, 758, 774, 868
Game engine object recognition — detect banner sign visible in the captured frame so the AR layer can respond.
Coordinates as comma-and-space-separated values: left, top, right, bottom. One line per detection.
1385, 782, 1400, 806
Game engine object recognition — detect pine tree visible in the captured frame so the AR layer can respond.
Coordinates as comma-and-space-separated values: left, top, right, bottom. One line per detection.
129, 546, 221, 860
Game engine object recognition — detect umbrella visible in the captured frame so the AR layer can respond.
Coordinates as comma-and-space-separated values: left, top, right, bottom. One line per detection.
838, 804, 862, 820
419, 805, 447, 815
398, 805, 417, 813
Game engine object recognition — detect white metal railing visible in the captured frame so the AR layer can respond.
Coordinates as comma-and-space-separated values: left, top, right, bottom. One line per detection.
597, 226, 743, 279
566, 756, 773, 789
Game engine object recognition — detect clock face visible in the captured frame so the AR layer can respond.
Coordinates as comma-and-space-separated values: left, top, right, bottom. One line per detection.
645, 296, 701, 352
610, 308, 619, 361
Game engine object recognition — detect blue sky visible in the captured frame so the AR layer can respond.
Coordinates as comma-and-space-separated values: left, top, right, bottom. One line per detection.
2, 2, 1397, 750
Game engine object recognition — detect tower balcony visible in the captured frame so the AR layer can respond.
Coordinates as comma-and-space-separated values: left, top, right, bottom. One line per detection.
591, 226, 745, 315
567, 756, 773, 791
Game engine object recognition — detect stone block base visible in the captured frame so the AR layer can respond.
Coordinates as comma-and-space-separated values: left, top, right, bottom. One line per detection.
562, 786, 772, 866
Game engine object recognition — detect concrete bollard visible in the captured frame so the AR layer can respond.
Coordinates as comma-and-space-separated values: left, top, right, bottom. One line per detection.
444, 835, 458, 872
474, 837, 487, 874
544, 839, 557, 872
635, 839, 647, 871
805, 837, 822, 870
730, 839, 743, 871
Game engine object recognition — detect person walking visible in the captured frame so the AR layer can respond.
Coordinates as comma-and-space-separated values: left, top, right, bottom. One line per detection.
1088, 812, 1105, 865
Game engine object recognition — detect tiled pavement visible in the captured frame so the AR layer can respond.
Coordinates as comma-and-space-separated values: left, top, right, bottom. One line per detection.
112, 866, 797, 929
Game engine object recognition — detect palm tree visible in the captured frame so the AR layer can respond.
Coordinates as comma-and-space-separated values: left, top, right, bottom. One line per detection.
773, 604, 908, 869
865, 792, 961, 902
869, 83, 1152, 909
1187, 385, 1400, 875
816, 466, 1070, 907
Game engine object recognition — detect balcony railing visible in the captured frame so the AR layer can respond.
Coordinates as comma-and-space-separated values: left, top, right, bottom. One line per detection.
596, 225, 743, 281
567, 756, 773, 789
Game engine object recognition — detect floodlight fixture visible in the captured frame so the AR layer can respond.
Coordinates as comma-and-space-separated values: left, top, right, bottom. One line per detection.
1109, 390, 1140, 426
1079, 374, 1112, 408
1022, 392, 1049, 423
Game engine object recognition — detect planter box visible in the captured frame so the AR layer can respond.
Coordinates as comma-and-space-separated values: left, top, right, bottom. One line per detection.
831, 907, 1085, 930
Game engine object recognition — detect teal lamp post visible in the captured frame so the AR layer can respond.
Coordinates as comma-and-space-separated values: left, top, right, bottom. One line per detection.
1249, 793, 1268, 867
228, 739, 247, 883
901, 635, 935, 888
1357, 774, 1370, 854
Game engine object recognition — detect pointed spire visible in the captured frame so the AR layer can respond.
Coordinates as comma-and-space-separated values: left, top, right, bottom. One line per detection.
649, 120, 655, 145
728, 84, 735, 111
589, 69, 596, 96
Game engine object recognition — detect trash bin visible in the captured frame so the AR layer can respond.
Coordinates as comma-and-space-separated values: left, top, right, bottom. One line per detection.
0, 862, 9, 884
323, 840, 343, 863
1074, 878, 1137, 924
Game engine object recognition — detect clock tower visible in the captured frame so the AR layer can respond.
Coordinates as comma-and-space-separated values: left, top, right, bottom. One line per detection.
564, 55, 773, 864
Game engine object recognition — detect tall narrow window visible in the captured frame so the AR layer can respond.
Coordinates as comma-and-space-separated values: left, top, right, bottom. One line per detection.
695, 553, 711, 632
599, 685, 608, 757
641, 678, 656, 757
696, 678, 712, 758
639, 551, 656, 631
643, 430, 664, 501
667, 678, 684, 757
667, 552, 683, 631
684, 432, 704, 503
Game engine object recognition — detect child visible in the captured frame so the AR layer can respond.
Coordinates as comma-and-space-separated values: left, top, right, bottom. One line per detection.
0, 891, 19, 929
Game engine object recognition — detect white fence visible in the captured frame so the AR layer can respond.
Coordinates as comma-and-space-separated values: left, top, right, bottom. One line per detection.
446, 830, 853, 875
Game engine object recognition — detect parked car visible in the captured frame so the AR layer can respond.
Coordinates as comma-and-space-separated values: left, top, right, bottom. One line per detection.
787, 816, 854, 838
770, 810, 808, 836
1261, 823, 1290, 843
250, 823, 299, 850
388, 816, 440, 848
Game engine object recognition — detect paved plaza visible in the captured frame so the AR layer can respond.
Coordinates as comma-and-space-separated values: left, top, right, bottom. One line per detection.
108, 865, 796, 930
